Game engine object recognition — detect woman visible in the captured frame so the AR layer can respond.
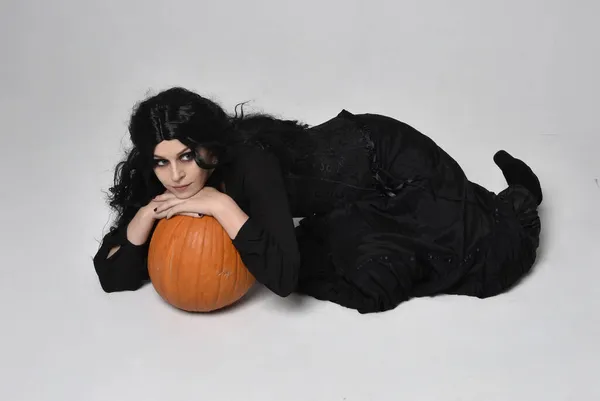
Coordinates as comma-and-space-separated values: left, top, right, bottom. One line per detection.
93, 87, 542, 314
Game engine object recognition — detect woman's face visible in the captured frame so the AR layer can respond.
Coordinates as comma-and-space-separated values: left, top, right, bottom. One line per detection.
152, 139, 216, 198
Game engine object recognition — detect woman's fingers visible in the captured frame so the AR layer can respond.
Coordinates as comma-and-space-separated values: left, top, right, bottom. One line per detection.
165, 204, 181, 220
164, 203, 201, 219
179, 212, 201, 218
154, 206, 178, 220
155, 208, 200, 220
154, 198, 185, 214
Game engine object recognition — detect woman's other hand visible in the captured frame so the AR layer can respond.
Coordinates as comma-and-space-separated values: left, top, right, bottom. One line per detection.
152, 187, 226, 219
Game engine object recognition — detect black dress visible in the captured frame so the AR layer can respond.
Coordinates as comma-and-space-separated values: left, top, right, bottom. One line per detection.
93, 110, 541, 313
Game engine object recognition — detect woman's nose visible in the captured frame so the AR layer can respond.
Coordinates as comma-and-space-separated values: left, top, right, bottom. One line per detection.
171, 166, 185, 181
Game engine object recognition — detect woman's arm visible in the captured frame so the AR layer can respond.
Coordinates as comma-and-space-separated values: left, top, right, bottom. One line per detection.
209, 195, 249, 240
222, 146, 301, 297
93, 207, 155, 292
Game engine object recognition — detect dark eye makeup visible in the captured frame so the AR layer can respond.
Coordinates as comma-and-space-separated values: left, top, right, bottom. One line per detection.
153, 151, 195, 167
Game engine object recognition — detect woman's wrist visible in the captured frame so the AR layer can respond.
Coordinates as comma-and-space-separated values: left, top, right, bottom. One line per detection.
126, 206, 157, 245
211, 194, 250, 239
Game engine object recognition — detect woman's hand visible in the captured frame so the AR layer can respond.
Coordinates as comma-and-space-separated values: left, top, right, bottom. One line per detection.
136, 191, 195, 220
152, 187, 226, 219
153, 187, 249, 239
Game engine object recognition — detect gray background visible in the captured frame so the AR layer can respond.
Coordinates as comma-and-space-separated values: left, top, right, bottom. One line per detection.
1, 0, 598, 400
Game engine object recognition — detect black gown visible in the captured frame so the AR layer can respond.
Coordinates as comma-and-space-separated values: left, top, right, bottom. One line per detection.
93, 110, 541, 313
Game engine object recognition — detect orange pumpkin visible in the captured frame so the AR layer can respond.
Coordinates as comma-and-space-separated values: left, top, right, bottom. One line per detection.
147, 215, 255, 312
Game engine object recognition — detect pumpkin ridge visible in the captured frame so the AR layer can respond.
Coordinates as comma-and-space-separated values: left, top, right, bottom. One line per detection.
229, 227, 240, 299
212, 219, 223, 309
165, 222, 178, 305
170, 217, 187, 308
194, 217, 207, 305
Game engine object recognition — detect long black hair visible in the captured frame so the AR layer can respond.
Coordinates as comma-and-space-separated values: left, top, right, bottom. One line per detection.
105, 86, 308, 232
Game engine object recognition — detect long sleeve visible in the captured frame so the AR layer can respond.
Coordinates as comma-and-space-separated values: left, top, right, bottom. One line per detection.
227, 146, 301, 297
92, 221, 151, 292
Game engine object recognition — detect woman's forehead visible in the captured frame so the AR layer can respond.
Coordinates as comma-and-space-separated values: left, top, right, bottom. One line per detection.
153, 140, 209, 158
153, 139, 188, 157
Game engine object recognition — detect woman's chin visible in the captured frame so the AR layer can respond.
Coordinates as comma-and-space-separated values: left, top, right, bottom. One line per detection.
173, 193, 192, 199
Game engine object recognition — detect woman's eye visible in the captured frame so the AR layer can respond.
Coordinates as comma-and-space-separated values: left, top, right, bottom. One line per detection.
181, 152, 194, 161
